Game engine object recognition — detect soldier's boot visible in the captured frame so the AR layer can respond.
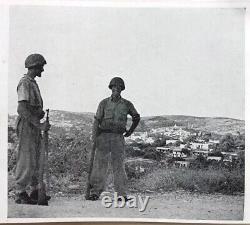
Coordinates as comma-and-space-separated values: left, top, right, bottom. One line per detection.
87, 194, 99, 201
15, 191, 37, 205
30, 189, 51, 202
118, 196, 132, 202
124, 196, 132, 202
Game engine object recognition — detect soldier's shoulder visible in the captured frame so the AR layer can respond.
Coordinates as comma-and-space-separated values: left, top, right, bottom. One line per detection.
121, 98, 133, 106
18, 76, 30, 86
99, 97, 110, 106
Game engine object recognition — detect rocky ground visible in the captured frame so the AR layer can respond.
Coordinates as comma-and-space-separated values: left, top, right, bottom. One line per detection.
8, 191, 244, 221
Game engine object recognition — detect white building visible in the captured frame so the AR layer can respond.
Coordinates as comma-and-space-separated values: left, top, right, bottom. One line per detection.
130, 132, 148, 140
207, 156, 222, 161
209, 139, 220, 144
180, 144, 186, 149
174, 161, 190, 168
221, 152, 239, 162
193, 150, 209, 157
156, 147, 171, 154
190, 142, 209, 150
172, 148, 188, 158
145, 137, 155, 144
165, 139, 178, 145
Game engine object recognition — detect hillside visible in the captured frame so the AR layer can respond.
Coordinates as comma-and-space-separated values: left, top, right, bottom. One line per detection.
8, 110, 245, 197
8, 111, 244, 136
138, 115, 244, 135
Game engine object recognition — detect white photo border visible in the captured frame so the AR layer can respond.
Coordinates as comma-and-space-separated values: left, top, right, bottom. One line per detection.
0, 0, 249, 223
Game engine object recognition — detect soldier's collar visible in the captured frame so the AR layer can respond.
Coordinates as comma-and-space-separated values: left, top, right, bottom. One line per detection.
110, 95, 122, 102
24, 74, 36, 83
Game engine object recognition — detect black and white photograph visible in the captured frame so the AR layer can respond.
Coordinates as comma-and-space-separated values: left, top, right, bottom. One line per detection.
0, 0, 249, 223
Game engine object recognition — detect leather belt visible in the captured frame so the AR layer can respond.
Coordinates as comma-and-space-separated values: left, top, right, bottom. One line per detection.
100, 129, 124, 134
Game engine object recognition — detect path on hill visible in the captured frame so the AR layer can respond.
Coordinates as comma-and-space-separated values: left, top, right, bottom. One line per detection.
8, 191, 244, 221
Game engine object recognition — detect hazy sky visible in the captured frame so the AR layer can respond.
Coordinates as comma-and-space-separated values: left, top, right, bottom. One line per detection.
8, 6, 245, 119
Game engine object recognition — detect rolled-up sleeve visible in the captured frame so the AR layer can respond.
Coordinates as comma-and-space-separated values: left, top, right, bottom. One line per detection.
17, 81, 29, 102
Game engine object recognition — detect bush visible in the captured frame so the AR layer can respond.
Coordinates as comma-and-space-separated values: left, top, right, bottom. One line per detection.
129, 167, 244, 194
8, 122, 245, 196
8, 127, 92, 195
125, 146, 145, 158
143, 151, 163, 161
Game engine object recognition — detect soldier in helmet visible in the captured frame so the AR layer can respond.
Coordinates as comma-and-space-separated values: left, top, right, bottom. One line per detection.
88, 77, 140, 200
14, 54, 51, 204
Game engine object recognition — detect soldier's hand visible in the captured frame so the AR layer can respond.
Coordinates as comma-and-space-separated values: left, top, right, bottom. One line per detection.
40, 121, 51, 131
39, 110, 45, 119
124, 130, 132, 137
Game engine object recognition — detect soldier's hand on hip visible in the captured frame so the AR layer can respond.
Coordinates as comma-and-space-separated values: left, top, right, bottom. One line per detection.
40, 121, 51, 131
124, 130, 132, 137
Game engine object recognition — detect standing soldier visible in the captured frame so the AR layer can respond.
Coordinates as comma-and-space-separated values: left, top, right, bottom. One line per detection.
15, 54, 51, 204
88, 77, 140, 200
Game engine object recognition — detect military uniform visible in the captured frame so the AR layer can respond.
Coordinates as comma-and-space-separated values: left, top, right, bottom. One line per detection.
90, 96, 139, 197
14, 53, 50, 205
15, 75, 43, 193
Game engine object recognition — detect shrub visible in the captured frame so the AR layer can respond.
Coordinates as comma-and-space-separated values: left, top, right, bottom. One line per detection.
125, 146, 145, 158
129, 167, 244, 194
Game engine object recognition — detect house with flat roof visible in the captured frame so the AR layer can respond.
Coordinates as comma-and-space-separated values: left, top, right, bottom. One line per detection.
172, 148, 188, 158
190, 142, 209, 150
174, 160, 190, 168
193, 150, 209, 157
165, 139, 178, 145
207, 156, 222, 162
156, 147, 171, 154
221, 152, 239, 162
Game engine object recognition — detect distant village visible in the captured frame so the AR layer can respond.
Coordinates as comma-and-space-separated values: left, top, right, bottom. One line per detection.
125, 124, 244, 174
8, 113, 245, 176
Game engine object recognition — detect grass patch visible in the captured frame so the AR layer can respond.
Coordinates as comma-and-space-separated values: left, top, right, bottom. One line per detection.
129, 167, 244, 194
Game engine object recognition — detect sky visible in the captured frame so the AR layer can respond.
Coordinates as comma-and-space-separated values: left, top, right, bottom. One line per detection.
8, 6, 245, 119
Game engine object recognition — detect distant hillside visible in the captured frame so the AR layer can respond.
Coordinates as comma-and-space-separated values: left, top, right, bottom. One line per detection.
138, 115, 244, 135
8, 111, 244, 136
8, 110, 95, 138
9, 110, 94, 126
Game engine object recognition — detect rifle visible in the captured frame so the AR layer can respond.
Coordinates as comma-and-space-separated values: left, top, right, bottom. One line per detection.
38, 109, 49, 206
85, 140, 96, 200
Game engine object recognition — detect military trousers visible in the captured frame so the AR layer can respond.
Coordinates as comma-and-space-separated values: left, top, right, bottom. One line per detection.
90, 132, 128, 196
15, 117, 41, 193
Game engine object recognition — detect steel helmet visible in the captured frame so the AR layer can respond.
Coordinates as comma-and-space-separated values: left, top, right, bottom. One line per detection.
108, 77, 125, 91
25, 54, 47, 69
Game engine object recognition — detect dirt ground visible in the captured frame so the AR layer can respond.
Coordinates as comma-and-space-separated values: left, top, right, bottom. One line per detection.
8, 191, 244, 221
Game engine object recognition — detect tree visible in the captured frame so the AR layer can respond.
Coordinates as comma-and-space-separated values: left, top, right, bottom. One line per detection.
190, 155, 208, 169
144, 152, 161, 161
175, 140, 181, 147
203, 132, 212, 142
209, 151, 223, 157
234, 132, 245, 150
183, 135, 196, 143
219, 134, 235, 152
152, 138, 166, 147
234, 151, 245, 170
181, 148, 191, 156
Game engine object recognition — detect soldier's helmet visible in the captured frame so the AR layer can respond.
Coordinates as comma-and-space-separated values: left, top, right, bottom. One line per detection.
108, 77, 125, 91
25, 54, 47, 69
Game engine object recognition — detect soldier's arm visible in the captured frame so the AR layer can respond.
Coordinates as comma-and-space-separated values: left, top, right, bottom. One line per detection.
18, 101, 50, 131
17, 80, 48, 130
92, 118, 99, 142
124, 102, 140, 137
92, 100, 104, 142
17, 101, 41, 127
32, 106, 45, 119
